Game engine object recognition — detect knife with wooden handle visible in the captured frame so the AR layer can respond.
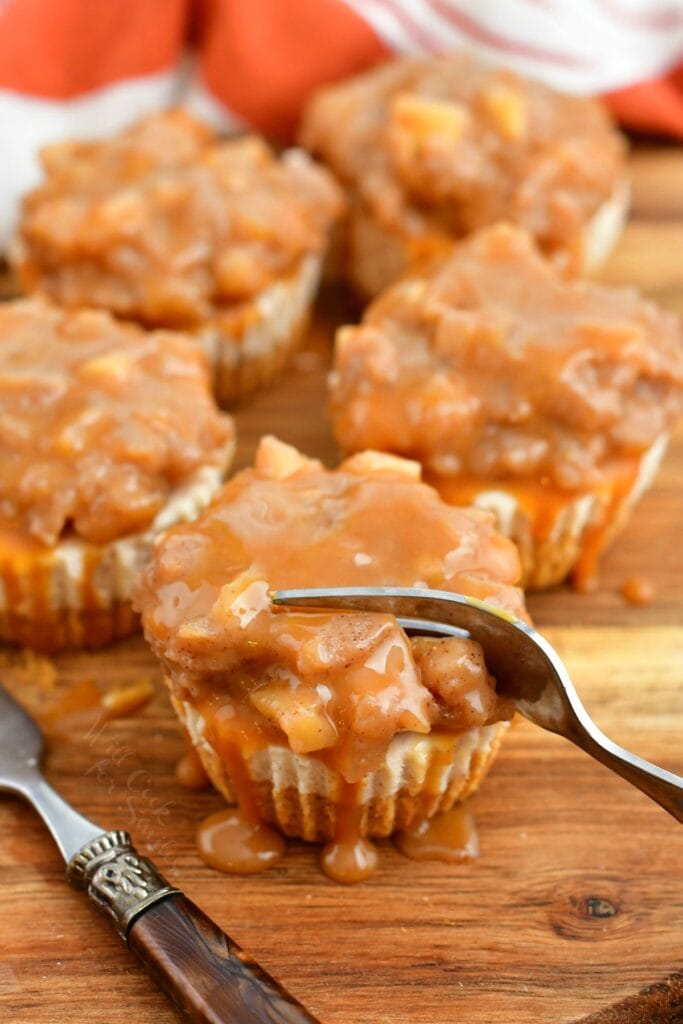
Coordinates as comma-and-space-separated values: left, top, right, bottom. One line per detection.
0, 684, 321, 1024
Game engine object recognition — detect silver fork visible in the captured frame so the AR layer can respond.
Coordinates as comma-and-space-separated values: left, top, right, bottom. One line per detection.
0, 684, 320, 1024
272, 586, 683, 824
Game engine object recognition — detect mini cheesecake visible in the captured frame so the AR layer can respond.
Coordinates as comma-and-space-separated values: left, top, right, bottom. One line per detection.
0, 299, 235, 651
329, 224, 683, 589
300, 53, 628, 297
136, 436, 528, 878
15, 110, 344, 404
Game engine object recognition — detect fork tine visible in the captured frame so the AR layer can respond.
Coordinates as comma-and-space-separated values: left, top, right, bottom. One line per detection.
396, 616, 470, 639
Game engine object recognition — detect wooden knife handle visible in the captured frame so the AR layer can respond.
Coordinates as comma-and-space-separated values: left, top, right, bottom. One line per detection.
128, 892, 321, 1024
67, 830, 320, 1024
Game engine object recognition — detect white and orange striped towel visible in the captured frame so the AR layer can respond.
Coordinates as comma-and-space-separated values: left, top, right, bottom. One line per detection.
0, 0, 681, 247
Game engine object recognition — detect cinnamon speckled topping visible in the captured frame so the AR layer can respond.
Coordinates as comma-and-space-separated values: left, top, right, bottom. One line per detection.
18, 110, 344, 327
330, 224, 683, 490
0, 299, 234, 545
301, 53, 625, 263
136, 437, 525, 782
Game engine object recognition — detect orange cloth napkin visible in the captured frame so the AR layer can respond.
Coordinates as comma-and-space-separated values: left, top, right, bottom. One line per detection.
0, 0, 681, 245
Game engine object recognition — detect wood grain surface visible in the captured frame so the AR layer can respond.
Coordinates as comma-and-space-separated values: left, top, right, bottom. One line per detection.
1, 144, 682, 1024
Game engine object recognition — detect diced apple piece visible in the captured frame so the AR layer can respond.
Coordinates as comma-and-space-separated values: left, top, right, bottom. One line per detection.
79, 351, 134, 382
214, 248, 265, 298
390, 93, 470, 156
55, 407, 103, 454
250, 683, 338, 753
412, 635, 497, 728
480, 85, 526, 142
342, 450, 421, 479
174, 619, 214, 648
335, 325, 402, 383
102, 679, 154, 718
212, 573, 269, 628
255, 436, 322, 480
99, 190, 148, 227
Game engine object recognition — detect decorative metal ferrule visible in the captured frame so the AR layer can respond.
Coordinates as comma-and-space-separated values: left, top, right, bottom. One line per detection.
67, 830, 179, 937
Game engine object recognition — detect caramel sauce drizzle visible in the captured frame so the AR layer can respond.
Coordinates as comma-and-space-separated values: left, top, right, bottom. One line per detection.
430, 456, 641, 592
320, 782, 378, 884
176, 746, 210, 791
196, 809, 285, 876
395, 805, 479, 864
0, 524, 123, 650
195, 740, 286, 876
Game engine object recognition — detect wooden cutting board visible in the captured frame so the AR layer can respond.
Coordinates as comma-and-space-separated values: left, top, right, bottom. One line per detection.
1, 144, 682, 1024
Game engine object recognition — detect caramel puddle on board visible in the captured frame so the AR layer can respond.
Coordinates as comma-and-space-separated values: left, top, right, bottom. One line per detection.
395, 805, 479, 863
320, 836, 378, 884
621, 576, 655, 606
196, 741, 285, 874
196, 809, 285, 874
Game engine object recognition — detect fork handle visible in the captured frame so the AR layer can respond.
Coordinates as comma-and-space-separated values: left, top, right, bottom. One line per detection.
68, 830, 320, 1023
570, 725, 683, 824
128, 892, 320, 1023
